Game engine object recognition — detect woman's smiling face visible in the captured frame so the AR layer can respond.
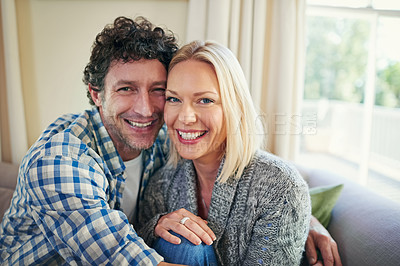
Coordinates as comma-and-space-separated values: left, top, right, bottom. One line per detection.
165, 59, 226, 164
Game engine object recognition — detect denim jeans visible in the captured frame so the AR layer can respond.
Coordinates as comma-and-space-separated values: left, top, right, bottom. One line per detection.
153, 231, 218, 266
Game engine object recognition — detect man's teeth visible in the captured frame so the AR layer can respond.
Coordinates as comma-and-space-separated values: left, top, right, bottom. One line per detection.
128, 120, 152, 128
178, 131, 205, 140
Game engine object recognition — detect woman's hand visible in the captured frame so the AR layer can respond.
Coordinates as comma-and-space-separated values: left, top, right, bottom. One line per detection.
155, 208, 216, 246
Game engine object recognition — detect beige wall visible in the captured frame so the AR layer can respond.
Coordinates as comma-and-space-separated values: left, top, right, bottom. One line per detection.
0, 2, 10, 162
14, 0, 188, 146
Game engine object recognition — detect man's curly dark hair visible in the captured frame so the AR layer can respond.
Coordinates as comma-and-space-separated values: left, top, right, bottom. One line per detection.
83, 16, 178, 105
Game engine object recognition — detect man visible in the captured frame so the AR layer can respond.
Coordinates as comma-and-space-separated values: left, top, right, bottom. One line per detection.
0, 16, 340, 265
0, 16, 175, 265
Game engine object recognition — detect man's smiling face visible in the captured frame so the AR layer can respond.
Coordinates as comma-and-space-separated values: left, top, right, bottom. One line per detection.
91, 59, 167, 161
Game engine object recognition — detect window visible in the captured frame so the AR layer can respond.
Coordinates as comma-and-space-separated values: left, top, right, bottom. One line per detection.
300, 0, 400, 203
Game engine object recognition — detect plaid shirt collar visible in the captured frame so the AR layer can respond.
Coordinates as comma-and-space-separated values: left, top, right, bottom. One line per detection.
89, 108, 168, 203
89, 108, 126, 177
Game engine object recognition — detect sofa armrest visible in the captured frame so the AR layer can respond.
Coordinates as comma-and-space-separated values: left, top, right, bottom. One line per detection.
298, 165, 400, 266
0, 162, 19, 222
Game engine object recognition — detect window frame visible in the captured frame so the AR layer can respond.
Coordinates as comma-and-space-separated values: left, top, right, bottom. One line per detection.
304, 3, 400, 186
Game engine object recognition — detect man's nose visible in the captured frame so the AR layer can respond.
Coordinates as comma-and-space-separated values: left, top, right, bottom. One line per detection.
135, 92, 154, 117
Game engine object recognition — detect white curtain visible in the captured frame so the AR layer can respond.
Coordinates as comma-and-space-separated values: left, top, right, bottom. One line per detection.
0, 0, 28, 164
262, 0, 306, 161
186, 0, 305, 161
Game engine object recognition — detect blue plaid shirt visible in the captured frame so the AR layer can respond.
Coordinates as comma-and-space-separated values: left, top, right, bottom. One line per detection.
0, 108, 168, 265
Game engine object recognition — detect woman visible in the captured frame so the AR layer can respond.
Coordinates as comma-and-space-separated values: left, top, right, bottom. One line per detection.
137, 40, 311, 265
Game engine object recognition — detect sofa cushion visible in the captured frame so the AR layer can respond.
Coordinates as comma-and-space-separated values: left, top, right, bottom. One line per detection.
0, 187, 15, 221
0, 162, 19, 221
309, 183, 344, 228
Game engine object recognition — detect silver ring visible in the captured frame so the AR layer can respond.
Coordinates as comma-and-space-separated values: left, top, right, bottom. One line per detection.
179, 216, 190, 225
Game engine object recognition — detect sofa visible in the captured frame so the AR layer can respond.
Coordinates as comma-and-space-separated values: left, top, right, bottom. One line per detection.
298, 166, 400, 266
1, 161, 399, 265
0, 162, 18, 222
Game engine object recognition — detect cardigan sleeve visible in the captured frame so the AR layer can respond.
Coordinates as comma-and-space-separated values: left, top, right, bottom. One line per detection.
136, 169, 169, 246
241, 168, 311, 265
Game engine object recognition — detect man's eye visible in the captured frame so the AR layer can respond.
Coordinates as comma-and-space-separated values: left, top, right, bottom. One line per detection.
199, 98, 214, 104
166, 96, 180, 103
118, 87, 131, 92
152, 88, 166, 95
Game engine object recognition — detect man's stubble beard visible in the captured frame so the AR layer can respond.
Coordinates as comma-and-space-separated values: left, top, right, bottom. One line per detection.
104, 116, 157, 152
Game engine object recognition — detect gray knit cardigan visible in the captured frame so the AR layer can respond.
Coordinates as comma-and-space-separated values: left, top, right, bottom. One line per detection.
137, 150, 311, 265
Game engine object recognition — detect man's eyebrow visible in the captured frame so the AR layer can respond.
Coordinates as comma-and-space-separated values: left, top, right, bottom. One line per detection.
153, 81, 167, 87
114, 80, 137, 86
114, 80, 166, 86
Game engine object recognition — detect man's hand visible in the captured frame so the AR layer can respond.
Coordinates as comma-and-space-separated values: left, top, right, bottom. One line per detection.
155, 208, 216, 246
306, 216, 342, 266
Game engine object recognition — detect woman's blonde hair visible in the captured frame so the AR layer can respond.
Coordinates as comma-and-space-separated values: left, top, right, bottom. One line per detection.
167, 40, 264, 183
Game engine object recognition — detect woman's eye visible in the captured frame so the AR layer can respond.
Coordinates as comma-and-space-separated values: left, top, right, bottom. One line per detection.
199, 98, 214, 104
166, 96, 180, 103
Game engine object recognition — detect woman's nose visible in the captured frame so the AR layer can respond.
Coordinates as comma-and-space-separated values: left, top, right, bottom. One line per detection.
178, 103, 196, 124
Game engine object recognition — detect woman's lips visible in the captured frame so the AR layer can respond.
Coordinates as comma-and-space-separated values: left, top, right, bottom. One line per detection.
176, 129, 208, 143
